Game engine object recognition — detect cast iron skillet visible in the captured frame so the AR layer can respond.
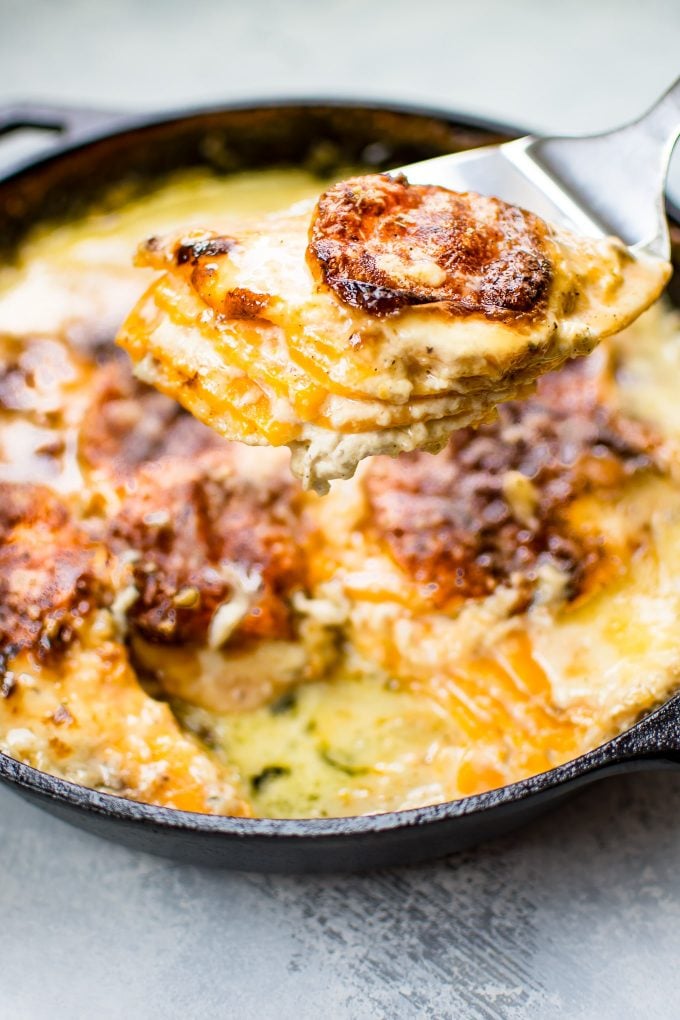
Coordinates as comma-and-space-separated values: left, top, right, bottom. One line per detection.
1, 99, 680, 873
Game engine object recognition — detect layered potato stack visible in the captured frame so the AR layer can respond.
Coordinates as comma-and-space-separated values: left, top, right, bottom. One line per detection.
118, 174, 670, 492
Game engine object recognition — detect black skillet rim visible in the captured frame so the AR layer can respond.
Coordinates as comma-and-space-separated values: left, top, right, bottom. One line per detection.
0, 95, 679, 841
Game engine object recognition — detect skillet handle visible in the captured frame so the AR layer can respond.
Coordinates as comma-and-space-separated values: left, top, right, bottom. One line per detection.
0, 101, 126, 172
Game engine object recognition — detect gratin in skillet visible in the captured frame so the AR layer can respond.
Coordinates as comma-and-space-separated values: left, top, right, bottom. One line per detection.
1, 100, 680, 871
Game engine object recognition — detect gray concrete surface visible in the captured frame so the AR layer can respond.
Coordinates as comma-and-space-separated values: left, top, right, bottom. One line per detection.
1, 1, 680, 1016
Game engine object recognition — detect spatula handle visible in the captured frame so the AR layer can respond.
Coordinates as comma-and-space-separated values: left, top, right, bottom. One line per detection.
643, 76, 680, 146
530, 76, 680, 259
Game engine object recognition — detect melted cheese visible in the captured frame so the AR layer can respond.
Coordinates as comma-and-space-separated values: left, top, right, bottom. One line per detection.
0, 614, 249, 814
177, 663, 476, 818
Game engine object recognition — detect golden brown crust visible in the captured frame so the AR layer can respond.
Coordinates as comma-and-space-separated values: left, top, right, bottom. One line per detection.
0, 484, 104, 665
364, 358, 659, 607
139, 232, 237, 267
79, 361, 313, 650
139, 233, 271, 321
106, 451, 310, 646
79, 360, 223, 478
307, 173, 552, 319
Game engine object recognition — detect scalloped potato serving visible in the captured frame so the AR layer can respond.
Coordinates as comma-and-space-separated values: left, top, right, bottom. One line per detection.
1, 166, 680, 819
118, 173, 670, 492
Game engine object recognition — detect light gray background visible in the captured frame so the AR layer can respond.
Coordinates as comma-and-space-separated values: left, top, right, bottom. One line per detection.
1, 1, 680, 1017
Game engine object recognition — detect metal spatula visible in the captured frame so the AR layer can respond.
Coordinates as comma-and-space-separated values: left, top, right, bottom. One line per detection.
400, 77, 680, 261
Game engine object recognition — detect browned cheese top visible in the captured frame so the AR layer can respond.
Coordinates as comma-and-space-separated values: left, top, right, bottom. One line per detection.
79, 360, 224, 479
0, 483, 105, 667
77, 360, 308, 647
364, 359, 659, 608
106, 449, 310, 647
307, 173, 553, 319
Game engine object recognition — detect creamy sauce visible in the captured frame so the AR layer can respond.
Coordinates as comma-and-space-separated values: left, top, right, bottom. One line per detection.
613, 301, 680, 439
177, 662, 469, 818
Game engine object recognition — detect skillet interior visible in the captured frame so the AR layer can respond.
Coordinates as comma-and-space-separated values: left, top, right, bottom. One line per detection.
1, 100, 680, 872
